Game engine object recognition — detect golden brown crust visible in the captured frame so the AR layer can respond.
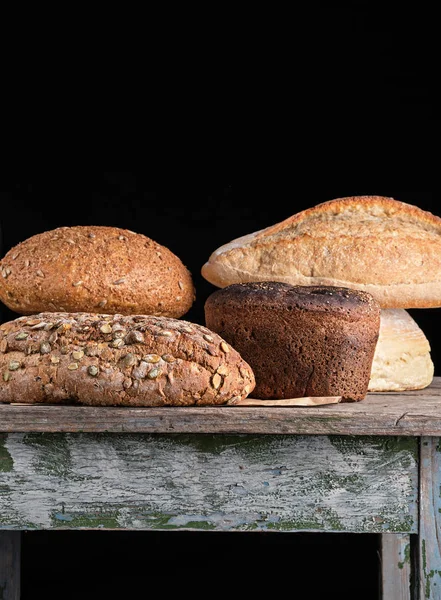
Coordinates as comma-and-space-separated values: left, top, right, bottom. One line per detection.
201, 196, 441, 308
0, 312, 255, 406
0, 226, 196, 318
259, 196, 441, 238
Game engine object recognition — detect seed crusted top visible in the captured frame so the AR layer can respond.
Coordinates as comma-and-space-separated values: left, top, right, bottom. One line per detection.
0, 312, 256, 406
0, 225, 196, 318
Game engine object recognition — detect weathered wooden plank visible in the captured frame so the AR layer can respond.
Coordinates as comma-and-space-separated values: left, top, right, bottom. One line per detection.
380, 534, 411, 599
1, 399, 441, 435
419, 437, 441, 599
0, 531, 20, 600
1, 377, 441, 435
0, 433, 417, 533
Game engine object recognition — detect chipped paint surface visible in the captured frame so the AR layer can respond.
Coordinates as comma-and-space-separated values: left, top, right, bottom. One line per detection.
419, 438, 441, 599
0, 435, 13, 472
398, 542, 410, 569
381, 533, 412, 598
0, 433, 417, 532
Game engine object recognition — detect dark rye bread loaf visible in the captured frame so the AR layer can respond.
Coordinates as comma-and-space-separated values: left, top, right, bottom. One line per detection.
0, 225, 195, 318
0, 312, 255, 406
204, 282, 381, 401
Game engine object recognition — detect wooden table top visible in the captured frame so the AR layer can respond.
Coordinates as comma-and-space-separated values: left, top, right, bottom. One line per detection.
1, 377, 441, 436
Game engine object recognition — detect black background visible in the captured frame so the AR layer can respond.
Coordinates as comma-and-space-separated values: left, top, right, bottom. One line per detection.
0, 4, 433, 599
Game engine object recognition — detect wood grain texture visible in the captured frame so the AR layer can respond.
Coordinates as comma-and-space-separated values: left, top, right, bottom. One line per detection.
380, 534, 411, 599
0, 531, 20, 600
1, 378, 441, 435
0, 433, 418, 533
419, 437, 441, 599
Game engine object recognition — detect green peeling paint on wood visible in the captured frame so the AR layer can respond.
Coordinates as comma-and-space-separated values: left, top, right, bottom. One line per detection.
398, 543, 410, 569
421, 537, 441, 600
23, 433, 73, 479
0, 433, 418, 532
0, 436, 13, 473
51, 509, 121, 529
419, 437, 441, 599
330, 435, 418, 462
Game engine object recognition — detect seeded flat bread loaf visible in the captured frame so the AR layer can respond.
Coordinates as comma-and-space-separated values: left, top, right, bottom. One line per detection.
0, 226, 196, 318
369, 309, 434, 391
0, 312, 255, 406
201, 196, 441, 309
204, 282, 381, 402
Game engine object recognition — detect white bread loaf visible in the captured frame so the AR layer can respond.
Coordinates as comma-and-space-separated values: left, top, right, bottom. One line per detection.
201, 196, 441, 309
369, 309, 434, 391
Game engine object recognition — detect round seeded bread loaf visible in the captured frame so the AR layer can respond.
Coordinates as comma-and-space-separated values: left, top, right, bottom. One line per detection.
204, 282, 381, 402
0, 226, 196, 318
0, 312, 256, 406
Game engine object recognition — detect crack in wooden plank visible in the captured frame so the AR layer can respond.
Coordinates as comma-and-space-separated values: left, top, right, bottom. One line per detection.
395, 412, 409, 427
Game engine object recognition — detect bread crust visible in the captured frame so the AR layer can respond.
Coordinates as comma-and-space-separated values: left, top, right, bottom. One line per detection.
0, 226, 196, 318
201, 196, 441, 308
0, 312, 255, 406
204, 282, 380, 401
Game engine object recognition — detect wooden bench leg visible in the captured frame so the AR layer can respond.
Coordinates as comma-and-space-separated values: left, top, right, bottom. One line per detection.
380, 533, 412, 599
0, 531, 21, 600
419, 437, 441, 599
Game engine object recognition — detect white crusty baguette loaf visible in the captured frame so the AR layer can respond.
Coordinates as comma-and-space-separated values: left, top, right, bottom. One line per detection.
369, 309, 434, 391
201, 196, 441, 309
